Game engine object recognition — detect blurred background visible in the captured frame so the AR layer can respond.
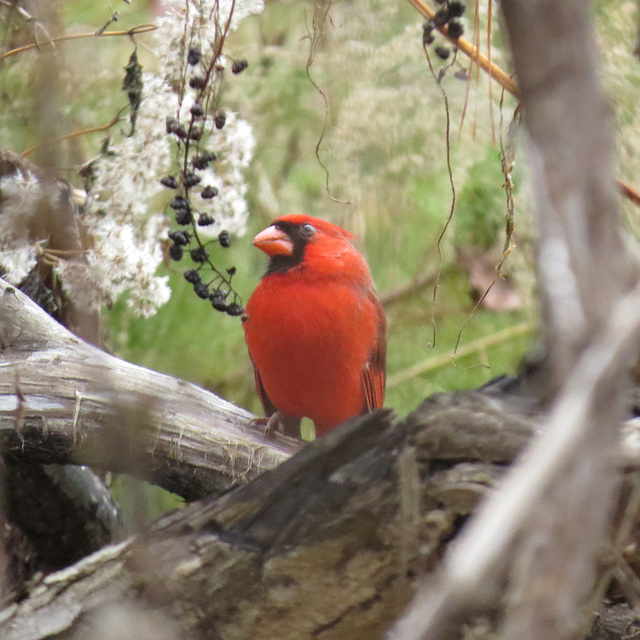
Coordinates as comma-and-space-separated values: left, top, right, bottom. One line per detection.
3, 0, 639, 514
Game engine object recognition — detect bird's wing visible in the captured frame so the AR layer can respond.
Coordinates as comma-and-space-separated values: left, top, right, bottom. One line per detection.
253, 366, 278, 417
362, 292, 387, 411
253, 366, 301, 437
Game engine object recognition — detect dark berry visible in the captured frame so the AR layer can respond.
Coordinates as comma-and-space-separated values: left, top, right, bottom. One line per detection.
170, 196, 189, 210
190, 102, 205, 117
193, 282, 210, 299
189, 76, 206, 90
175, 209, 193, 225
189, 126, 203, 141
198, 213, 214, 226
449, 1, 466, 17
192, 152, 217, 170
168, 230, 190, 246
422, 21, 435, 45
187, 47, 201, 66
434, 0, 446, 4
218, 230, 231, 248
169, 244, 184, 261
166, 116, 179, 134
216, 289, 229, 299
210, 296, 229, 312
231, 59, 248, 74
183, 172, 201, 188
447, 19, 464, 39
226, 303, 244, 316
184, 269, 202, 284
435, 45, 451, 60
161, 175, 178, 189
433, 8, 450, 27
200, 185, 218, 199
214, 111, 226, 129
226, 266, 236, 276
190, 247, 209, 263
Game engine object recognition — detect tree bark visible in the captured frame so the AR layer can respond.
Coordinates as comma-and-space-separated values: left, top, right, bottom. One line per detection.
391, 1, 640, 639
0, 391, 539, 640
0, 383, 639, 640
4, 282, 640, 638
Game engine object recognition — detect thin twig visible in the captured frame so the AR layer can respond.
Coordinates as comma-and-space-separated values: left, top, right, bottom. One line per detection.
423, 45, 457, 349
379, 268, 443, 306
21, 109, 126, 157
0, 24, 157, 61
387, 321, 535, 388
304, 0, 353, 205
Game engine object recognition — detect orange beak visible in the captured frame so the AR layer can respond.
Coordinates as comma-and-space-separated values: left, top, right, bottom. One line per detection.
252, 226, 294, 257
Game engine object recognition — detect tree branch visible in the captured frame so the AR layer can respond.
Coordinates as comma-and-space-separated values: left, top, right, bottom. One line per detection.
2, 384, 640, 640
0, 279, 297, 501
0, 394, 534, 640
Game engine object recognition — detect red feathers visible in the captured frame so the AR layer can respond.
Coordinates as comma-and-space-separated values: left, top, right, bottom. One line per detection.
243, 214, 386, 438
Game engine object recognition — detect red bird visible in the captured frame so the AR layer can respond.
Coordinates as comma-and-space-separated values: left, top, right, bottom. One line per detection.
243, 214, 386, 438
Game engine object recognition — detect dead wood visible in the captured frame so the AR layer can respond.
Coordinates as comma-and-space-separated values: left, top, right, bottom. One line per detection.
0, 389, 540, 640
3, 275, 640, 638
0, 278, 297, 502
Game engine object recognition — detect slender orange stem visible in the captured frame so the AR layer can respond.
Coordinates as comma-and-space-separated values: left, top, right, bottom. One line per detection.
1, 24, 157, 61
21, 111, 125, 157
406, 0, 518, 96
405, 0, 640, 207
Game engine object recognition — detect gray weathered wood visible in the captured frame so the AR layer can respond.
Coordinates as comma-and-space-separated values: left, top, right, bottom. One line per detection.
0, 279, 297, 501
0, 396, 538, 640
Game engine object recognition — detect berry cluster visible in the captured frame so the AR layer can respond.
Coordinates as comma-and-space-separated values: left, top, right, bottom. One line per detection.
422, 0, 466, 61
162, 45, 250, 317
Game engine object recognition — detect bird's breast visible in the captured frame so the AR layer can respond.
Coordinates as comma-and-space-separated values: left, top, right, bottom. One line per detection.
244, 274, 378, 427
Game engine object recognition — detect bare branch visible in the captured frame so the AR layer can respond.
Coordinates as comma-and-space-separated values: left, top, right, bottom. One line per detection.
0, 398, 520, 640
0, 280, 297, 501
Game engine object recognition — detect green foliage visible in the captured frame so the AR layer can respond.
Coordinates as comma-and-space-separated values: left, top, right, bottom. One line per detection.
454, 148, 506, 251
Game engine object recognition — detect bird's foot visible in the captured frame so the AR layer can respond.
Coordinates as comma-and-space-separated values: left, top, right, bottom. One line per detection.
250, 412, 301, 440
265, 412, 285, 438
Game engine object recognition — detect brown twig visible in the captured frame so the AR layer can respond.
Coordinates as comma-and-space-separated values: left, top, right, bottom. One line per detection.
20, 110, 126, 157
404, 0, 640, 208
0, 24, 157, 61
406, 0, 518, 96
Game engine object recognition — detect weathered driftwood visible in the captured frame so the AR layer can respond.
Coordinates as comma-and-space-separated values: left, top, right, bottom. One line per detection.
3, 277, 640, 638
0, 390, 542, 640
1, 382, 639, 640
0, 279, 297, 501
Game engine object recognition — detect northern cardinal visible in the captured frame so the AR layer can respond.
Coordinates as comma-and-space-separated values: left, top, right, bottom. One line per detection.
243, 214, 386, 438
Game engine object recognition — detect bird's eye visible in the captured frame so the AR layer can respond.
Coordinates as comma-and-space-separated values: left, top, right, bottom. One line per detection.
300, 223, 316, 237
